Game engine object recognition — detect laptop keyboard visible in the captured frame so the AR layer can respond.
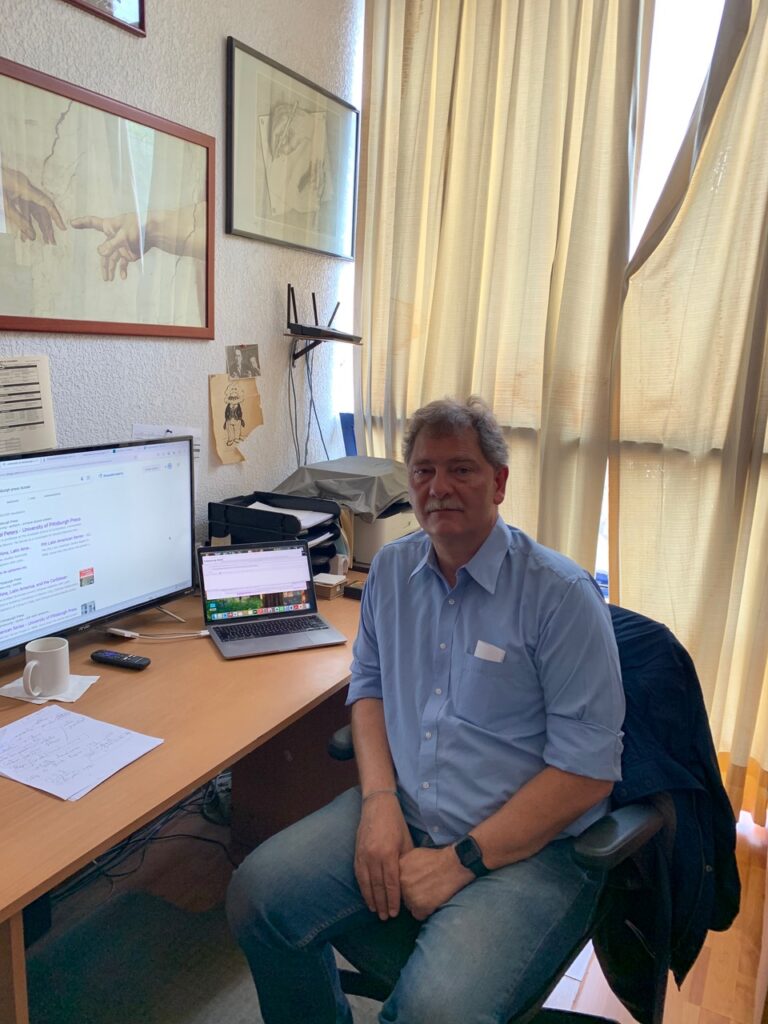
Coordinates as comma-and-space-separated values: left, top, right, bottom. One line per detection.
213, 615, 328, 642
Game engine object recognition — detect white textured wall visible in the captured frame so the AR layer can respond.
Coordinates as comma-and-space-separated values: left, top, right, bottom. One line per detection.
0, 0, 363, 536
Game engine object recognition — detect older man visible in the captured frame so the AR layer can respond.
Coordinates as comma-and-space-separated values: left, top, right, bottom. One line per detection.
227, 396, 625, 1024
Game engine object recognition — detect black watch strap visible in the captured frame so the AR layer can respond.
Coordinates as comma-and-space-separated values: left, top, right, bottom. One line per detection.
453, 834, 490, 877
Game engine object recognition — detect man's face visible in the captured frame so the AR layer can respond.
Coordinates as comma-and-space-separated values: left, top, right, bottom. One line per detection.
407, 427, 508, 552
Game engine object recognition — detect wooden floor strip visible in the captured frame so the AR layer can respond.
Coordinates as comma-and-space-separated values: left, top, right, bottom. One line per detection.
571, 816, 766, 1024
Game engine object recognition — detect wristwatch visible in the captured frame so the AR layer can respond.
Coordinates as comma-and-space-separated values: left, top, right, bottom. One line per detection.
453, 834, 490, 877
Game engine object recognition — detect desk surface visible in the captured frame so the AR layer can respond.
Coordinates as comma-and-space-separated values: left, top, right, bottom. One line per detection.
0, 593, 361, 926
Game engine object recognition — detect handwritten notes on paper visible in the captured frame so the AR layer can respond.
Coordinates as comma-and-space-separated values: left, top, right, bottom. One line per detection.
0, 705, 163, 800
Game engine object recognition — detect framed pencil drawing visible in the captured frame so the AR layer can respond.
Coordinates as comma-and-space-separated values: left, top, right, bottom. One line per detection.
0, 57, 215, 338
60, 0, 146, 36
226, 37, 359, 260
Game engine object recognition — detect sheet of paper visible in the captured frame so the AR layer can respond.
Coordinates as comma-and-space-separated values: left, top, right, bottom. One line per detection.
246, 501, 333, 530
0, 356, 57, 456
313, 573, 346, 585
132, 424, 202, 461
307, 530, 334, 549
0, 705, 163, 801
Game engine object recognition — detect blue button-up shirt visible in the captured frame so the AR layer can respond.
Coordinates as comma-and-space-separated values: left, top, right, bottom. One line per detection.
347, 516, 625, 844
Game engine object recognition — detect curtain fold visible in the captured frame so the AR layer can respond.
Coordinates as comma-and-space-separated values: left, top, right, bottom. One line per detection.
613, 0, 766, 819
356, 0, 653, 568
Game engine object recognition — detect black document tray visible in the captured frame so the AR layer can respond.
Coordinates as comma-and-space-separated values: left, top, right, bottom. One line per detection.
208, 490, 340, 545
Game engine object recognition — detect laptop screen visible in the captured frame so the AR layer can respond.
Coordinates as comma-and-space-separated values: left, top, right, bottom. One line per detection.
198, 543, 317, 623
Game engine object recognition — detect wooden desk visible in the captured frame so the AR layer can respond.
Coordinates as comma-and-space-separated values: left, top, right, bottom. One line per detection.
0, 593, 360, 1024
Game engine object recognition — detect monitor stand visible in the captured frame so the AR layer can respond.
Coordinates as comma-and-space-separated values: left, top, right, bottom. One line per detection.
156, 604, 186, 624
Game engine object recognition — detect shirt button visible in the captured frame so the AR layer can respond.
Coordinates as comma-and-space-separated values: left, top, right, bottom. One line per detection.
421, 781, 430, 790
435, 687, 442, 695
439, 642, 446, 650
425, 731, 432, 739
448, 599, 455, 605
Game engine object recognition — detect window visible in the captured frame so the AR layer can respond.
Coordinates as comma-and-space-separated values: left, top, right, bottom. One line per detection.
595, 0, 726, 581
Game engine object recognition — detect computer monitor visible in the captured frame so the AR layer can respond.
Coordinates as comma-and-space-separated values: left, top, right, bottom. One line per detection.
0, 437, 195, 659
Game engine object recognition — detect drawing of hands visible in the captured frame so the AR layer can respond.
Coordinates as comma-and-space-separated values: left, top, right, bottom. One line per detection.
1, 166, 66, 244
71, 204, 206, 281
70, 212, 143, 281
302, 158, 327, 204
281, 152, 328, 215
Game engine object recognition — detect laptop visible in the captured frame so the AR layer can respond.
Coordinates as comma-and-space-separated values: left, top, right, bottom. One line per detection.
197, 541, 347, 659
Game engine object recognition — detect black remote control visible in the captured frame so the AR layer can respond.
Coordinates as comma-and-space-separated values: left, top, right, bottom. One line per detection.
90, 649, 151, 671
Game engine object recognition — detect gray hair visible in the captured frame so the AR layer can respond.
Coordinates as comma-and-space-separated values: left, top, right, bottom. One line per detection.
402, 396, 508, 469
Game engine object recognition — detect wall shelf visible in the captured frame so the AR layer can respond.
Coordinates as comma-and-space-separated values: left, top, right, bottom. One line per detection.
286, 284, 361, 364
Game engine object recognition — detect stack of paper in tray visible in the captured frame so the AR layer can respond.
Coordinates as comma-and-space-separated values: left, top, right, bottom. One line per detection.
207, 490, 343, 575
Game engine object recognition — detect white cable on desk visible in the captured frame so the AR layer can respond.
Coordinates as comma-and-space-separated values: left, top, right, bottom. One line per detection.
106, 627, 209, 640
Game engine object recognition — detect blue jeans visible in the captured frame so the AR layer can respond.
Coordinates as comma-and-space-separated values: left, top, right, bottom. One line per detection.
226, 787, 604, 1024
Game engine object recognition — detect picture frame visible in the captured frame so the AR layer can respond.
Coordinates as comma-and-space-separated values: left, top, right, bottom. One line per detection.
0, 57, 215, 338
226, 37, 359, 260
59, 0, 146, 37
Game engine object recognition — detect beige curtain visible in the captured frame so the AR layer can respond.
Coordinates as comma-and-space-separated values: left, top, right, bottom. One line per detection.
355, 0, 654, 569
612, 0, 768, 820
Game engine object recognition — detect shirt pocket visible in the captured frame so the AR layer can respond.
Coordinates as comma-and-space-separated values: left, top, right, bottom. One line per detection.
453, 649, 540, 729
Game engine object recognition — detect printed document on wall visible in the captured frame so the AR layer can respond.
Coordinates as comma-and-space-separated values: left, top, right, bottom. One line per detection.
0, 356, 56, 455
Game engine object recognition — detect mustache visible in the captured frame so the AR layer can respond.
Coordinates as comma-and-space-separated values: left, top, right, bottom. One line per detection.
425, 501, 464, 513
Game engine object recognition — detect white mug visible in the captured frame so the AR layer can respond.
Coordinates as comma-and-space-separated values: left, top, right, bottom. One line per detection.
23, 637, 71, 699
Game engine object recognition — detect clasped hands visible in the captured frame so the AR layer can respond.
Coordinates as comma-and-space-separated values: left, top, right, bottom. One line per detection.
354, 794, 475, 923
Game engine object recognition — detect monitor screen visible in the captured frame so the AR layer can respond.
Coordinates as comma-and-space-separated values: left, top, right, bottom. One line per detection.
0, 438, 194, 659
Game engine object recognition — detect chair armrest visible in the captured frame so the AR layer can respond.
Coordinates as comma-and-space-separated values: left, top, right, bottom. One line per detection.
328, 723, 355, 761
571, 803, 664, 871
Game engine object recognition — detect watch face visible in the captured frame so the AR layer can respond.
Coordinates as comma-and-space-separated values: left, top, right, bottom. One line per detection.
455, 837, 474, 860
454, 836, 489, 876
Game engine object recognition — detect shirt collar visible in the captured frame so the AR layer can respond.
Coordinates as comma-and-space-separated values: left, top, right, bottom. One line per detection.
409, 515, 509, 593
462, 515, 509, 593
409, 539, 432, 581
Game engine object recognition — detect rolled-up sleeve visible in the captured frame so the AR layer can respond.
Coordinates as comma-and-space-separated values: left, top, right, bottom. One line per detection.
346, 561, 383, 704
537, 579, 624, 781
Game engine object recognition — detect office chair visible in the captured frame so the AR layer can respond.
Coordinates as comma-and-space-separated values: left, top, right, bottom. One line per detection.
328, 720, 662, 1023
326, 604, 740, 1024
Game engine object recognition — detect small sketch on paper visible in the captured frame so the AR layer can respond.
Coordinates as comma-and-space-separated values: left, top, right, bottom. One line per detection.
223, 382, 245, 446
209, 374, 263, 464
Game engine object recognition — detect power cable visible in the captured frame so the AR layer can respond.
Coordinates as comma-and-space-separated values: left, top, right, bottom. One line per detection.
50, 772, 235, 903
288, 345, 302, 467
306, 347, 330, 460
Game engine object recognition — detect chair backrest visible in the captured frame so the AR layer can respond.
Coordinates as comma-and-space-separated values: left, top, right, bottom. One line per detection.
594, 605, 740, 1024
